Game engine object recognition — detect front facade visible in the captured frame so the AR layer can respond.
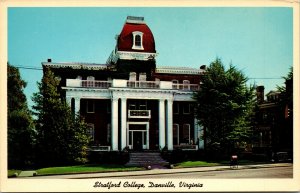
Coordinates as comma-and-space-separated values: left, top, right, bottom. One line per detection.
43, 16, 205, 151
254, 85, 293, 157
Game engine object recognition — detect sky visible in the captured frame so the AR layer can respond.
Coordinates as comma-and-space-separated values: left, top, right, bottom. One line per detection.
8, 7, 293, 109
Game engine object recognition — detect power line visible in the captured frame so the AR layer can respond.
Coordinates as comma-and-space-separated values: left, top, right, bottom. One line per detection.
13, 65, 285, 80
14, 66, 42, 70
248, 78, 283, 80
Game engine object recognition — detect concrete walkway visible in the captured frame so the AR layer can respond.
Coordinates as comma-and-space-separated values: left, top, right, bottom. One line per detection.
22, 163, 292, 179
18, 171, 37, 177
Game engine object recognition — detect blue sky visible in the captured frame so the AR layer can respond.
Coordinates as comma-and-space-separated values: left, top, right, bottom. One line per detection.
8, 7, 293, 108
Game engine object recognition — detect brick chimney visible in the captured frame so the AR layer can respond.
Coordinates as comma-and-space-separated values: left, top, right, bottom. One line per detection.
256, 85, 265, 104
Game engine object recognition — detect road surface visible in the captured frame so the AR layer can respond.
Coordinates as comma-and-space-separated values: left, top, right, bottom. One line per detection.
112, 165, 293, 179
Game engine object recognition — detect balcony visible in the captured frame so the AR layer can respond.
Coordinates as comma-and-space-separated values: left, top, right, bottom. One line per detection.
66, 79, 200, 91
128, 110, 151, 119
127, 81, 159, 89
66, 79, 111, 88
172, 83, 200, 91
81, 80, 112, 88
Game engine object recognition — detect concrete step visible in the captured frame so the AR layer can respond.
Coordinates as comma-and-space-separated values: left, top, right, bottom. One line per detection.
125, 152, 169, 167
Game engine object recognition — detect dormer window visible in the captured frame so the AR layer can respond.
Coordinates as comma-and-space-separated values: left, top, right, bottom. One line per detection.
132, 31, 144, 50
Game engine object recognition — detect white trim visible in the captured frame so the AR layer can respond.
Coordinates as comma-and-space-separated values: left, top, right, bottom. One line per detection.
121, 98, 127, 150
159, 99, 166, 149
166, 100, 173, 150
116, 51, 157, 61
42, 62, 108, 70
127, 122, 149, 150
156, 66, 204, 75
111, 98, 119, 150
132, 31, 144, 50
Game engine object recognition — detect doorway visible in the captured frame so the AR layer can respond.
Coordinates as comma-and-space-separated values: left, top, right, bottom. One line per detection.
127, 122, 149, 150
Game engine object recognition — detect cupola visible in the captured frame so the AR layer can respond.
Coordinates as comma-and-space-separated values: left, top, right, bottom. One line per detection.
117, 16, 156, 53
107, 16, 157, 65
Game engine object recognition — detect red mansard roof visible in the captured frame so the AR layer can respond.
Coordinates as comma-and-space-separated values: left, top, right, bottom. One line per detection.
117, 22, 156, 53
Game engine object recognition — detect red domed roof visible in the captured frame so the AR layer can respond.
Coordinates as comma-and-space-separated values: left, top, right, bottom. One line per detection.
117, 21, 156, 53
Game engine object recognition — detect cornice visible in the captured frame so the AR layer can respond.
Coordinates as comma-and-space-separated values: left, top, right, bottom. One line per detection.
42, 62, 108, 70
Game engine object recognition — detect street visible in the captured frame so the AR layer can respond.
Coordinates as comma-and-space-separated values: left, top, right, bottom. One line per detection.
111, 165, 293, 179
27, 163, 292, 179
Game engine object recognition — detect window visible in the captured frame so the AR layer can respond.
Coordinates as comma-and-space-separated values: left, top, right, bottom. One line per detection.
182, 124, 191, 144
107, 124, 111, 144
183, 103, 191, 114
86, 76, 95, 87
86, 100, 95, 113
132, 31, 144, 50
135, 35, 141, 46
87, 123, 95, 141
129, 103, 136, 110
173, 103, 179, 114
173, 124, 179, 145
183, 80, 190, 90
172, 80, 178, 89
139, 101, 147, 110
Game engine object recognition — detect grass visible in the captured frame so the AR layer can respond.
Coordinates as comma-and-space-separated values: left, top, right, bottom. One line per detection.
36, 164, 143, 176
9, 160, 269, 177
174, 161, 221, 168
174, 159, 266, 168
8, 170, 22, 177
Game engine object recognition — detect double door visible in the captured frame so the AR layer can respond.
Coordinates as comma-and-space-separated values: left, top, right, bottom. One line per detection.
127, 122, 149, 150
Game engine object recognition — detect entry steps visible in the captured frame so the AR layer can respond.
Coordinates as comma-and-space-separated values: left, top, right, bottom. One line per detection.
125, 152, 169, 167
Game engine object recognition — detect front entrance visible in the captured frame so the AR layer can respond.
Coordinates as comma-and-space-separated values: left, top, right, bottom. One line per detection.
127, 122, 149, 150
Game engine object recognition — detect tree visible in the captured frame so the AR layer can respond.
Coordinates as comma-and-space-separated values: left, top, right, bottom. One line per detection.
276, 67, 293, 151
7, 63, 35, 168
32, 67, 90, 166
194, 58, 255, 157
277, 67, 293, 118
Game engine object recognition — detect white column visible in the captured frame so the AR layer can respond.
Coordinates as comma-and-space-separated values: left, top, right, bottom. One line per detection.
199, 125, 204, 149
66, 97, 72, 106
166, 99, 173, 150
158, 99, 166, 149
121, 98, 127, 150
194, 118, 199, 145
74, 97, 80, 114
111, 98, 119, 151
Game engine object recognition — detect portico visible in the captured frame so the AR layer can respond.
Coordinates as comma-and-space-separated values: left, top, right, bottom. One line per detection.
64, 79, 186, 151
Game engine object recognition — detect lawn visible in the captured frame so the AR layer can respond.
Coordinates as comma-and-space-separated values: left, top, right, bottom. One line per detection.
174, 161, 221, 168
174, 159, 266, 168
36, 164, 143, 176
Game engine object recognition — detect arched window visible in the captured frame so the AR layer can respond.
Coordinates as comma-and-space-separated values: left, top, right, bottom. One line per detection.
132, 31, 144, 50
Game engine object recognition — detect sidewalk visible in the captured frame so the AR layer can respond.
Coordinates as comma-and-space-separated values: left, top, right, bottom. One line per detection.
23, 163, 292, 179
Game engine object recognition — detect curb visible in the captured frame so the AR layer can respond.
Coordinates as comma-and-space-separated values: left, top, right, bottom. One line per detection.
60, 163, 293, 179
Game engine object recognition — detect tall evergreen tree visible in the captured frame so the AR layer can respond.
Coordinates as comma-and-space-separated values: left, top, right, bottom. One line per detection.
7, 63, 35, 168
32, 67, 90, 166
194, 58, 255, 156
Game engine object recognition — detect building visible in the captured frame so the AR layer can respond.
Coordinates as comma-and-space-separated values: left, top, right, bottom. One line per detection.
42, 16, 205, 152
254, 85, 293, 159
